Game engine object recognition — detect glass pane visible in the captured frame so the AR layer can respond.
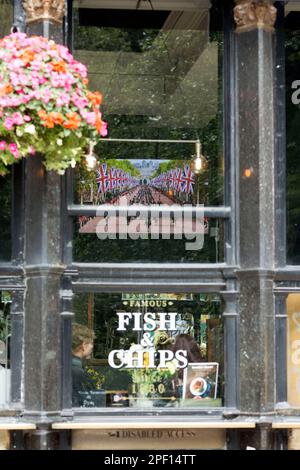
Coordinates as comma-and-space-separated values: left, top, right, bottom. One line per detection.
72, 292, 224, 409
287, 294, 300, 408
0, 0, 13, 38
73, 216, 224, 263
72, 3, 224, 263
286, 13, 300, 264
0, 174, 11, 261
0, 291, 11, 408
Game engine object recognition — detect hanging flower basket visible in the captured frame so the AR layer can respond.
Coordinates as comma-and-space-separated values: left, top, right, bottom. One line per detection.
0, 32, 107, 176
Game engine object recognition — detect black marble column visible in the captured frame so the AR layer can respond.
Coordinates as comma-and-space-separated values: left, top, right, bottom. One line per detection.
221, 281, 239, 411
235, 21, 277, 414
21, 13, 66, 449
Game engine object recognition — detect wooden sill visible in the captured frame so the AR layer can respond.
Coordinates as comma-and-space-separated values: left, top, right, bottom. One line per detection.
52, 419, 256, 430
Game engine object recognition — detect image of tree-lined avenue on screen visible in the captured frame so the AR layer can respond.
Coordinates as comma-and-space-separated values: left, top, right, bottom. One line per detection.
77, 157, 209, 237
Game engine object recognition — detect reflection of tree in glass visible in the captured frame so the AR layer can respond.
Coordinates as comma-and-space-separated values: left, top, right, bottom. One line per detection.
72, 8, 224, 262
286, 30, 300, 263
0, 0, 13, 38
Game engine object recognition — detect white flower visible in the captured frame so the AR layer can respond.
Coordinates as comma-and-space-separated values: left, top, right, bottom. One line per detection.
16, 128, 23, 137
56, 139, 63, 146
165, 359, 177, 375
24, 124, 36, 135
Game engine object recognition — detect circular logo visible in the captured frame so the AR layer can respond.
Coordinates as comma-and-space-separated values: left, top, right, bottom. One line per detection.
190, 377, 207, 397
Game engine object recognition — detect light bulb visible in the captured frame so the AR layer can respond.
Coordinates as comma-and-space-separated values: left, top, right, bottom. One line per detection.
86, 153, 97, 170
194, 140, 203, 174
194, 155, 202, 173
85, 142, 97, 170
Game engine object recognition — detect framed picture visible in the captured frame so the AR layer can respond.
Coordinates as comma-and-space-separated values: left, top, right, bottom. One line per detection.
182, 362, 219, 401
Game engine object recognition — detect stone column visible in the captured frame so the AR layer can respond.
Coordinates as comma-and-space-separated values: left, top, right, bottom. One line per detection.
275, 293, 288, 407
20, 0, 66, 450
234, 0, 278, 419
221, 282, 239, 410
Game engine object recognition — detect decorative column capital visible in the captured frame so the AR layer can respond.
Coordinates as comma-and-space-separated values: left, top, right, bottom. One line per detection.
22, 0, 65, 25
234, 0, 277, 33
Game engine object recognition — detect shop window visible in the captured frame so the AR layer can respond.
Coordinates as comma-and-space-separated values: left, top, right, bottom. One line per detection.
0, 0, 13, 38
287, 294, 300, 408
71, 1, 225, 263
73, 216, 224, 263
0, 291, 11, 408
286, 12, 300, 264
0, 174, 12, 261
72, 292, 224, 409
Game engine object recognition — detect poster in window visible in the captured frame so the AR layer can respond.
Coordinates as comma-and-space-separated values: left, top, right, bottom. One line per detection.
182, 362, 219, 401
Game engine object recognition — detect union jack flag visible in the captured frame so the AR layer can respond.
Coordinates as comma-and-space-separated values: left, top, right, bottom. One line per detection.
182, 164, 195, 194
96, 163, 109, 193
169, 169, 177, 190
107, 167, 117, 192
162, 173, 168, 189
121, 171, 128, 188
115, 168, 122, 189
174, 168, 185, 192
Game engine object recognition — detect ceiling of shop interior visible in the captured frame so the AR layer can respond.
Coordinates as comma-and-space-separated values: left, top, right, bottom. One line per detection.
73, 0, 211, 11
286, 0, 300, 14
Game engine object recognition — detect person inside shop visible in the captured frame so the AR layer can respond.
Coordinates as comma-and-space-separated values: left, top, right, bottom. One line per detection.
72, 322, 99, 407
171, 333, 203, 399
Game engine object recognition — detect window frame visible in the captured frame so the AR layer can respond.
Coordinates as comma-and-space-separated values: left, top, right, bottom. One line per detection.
68, 285, 228, 417
59, 0, 240, 418
0, 164, 25, 412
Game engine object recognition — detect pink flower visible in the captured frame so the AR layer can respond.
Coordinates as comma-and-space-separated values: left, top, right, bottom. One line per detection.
41, 89, 52, 104
8, 143, 19, 158
21, 95, 30, 104
56, 94, 70, 107
72, 62, 87, 78
4, 117, 14, 130
71, 93, 89, 109
12, 112, 24, 125
28, 146, 35, 155
10, 72, 20, 86
24, 115, 31, 122
86, 112, 96, 125
0, 141, 6, 151
100, 122, 108, 137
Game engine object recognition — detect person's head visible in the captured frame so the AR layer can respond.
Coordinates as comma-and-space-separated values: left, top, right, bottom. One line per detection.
172, 333, 203, 363
72, 323, 95, 359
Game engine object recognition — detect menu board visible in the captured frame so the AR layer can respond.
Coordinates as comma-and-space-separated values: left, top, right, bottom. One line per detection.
182, 363, 219, 401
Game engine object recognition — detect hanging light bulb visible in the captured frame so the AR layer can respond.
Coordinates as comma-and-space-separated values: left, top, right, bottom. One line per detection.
85, 142, 97, 171
194, 140, 203, 174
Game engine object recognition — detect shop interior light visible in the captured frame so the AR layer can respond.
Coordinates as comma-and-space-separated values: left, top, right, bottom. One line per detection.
85, 142, 97, 170
193, 140, 203, 174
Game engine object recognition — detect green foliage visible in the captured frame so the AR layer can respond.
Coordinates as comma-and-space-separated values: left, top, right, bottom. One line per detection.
84, 366, 105, 389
